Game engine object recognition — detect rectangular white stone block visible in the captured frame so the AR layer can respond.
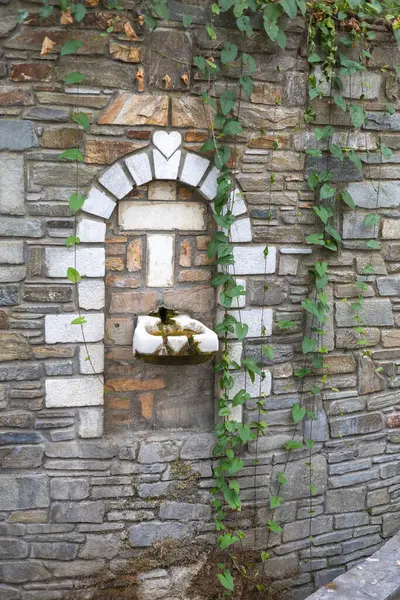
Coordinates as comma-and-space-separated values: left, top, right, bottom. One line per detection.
78, 279, 105, 310
218, 278, 246, 309
119, 201, 207, 231
228, 246, 276, 275
199, 166, 219, 200
0, 154, 24, 215
0, 241, 24, 264
180, 153, 210, 187
99, 162, 132, 200
78, 407, 104, 438
77, 218, 106, 243
280, 247, 312, 254
44, 246, 105, 278
125, 153, 153, 186
147, 234, 174, 287
82, 186, 116, 219
45, 376, 104, 408
230, 189, 247, 216
79, 343, 104, 374
45, 313, 104, 344
231, 369, 272, 398
153, 149, 181, 180
230, 218, 252, 243
221, 308, 273, 338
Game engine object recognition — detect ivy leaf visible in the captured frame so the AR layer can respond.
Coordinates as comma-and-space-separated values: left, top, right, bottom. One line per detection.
235, 322, 248, 341
306, 233, 325, 246
242, 357, 261, 383
313, 206, 331, 225
232, 389, 251, 407
314, 126, 333, 140
72, 112, 90, 132
385, 102, 395, 115
277, 472, 288, 485
17, 9, 30, 24
362, 264, 375, 275
310, 483, 317, 495
182, 15, 193, 27
341, 189, 355, 209
237, 423, 253, 444
306, 439, 315, 449
329, 144, 344, 161
194, 56, 206, 72
218, 533, 239, 550
74, 4, 87, 22
366, 239, 381, 250
261, 551, 270, 562
305, 148, 322, 157
347, 149, 362, 173
64, 71, 87, 85
380, 142, 393, 160
308, 52, 321, 63
242, 52, 256, 75
314, 261, 327, 278
296, 0, 307, 16
333, 93, 346, 112
325, 223, 342, 243
58, 148, 84, 162
236, 15, 252, 36
239, 75, 253, 97
280, 0, 297, 18
302, 336, 317, 354
223, 119, 243, 135
65, 235, 80, 248
267, 520, 283, 533
71, 316, 87, 325
277, 319, 297, 330
270, 495, 284, 509
349, 104, 365, 128
320, 183, 336, 200
221, 42, 238, 65
275, 27, 287, 50
308, 172, 319, 189
263, 345, 275, 360
214, 145, 231, 169
68, 192, 85, 213
217, 570, 234, 592
220, 90, 236, 115
67, 267, 81, 283
60, 39, 83, 56
364, 213, 379, 227
292, 403, 307, 424
285, 440, 303, 450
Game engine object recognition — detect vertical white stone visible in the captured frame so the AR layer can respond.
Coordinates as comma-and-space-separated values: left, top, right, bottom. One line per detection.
125, 152, 153, 186
153, 149, 181, 180
0, 154, 25, 215
230, 189, 247, 216
230, 218, 252, 243
78, 407, 104, 438
76, 218, 106, 243
79, 343, 104, 374
99, 162, 132, 200
147, 234, 174, 287
180, 153, 210, 187
82, 186, 116, 219
78, 279, 105, 310
199, 166, 219, 200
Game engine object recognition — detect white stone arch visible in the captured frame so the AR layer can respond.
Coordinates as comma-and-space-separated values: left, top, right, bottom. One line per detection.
44, 131, 276, 437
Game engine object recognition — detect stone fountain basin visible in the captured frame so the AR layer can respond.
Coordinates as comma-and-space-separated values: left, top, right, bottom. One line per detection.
133, 314, 219, 365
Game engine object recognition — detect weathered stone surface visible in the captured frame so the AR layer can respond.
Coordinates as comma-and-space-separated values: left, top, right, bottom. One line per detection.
50, 501, 105, 524
147, 28, 192, 90
0, 585, 21, 600
263, 554, 299, 580
171, 96, 213, 128
163, 286, 215, 317
180, 434, 215, 459
31, 542, 78, 561
0, 333, 32, 361
0, 445, 44, 469
330, 413, 383, 437
138, 441, 179, 464
342, 213, 378, 239
0, 121, 37, 151
6, 28, 106, 54
99, 93, 169, 126
248, 278, 288, 305
0, 87, 33, 106
50, 478, 89, 501
129, 521, 192, 547
240, 103, 300, 129
0, 218, 44, 238
359, 356, 386, 395
335, 300, 393, 327
79, 533, 120, 559
159, 501, 211, 522
377, 277, 400, 296
85, 139, 146, 165
41, 127, 83, 149
334, 512, 369, 529
24, 106, 70, 122
0, 561, 50, 584
109, 42, 141, 63
272, 455, 327, 500
0, 539, 28, 559
326, 487, 366, 513
0, 154, 24, 215
0, 475, 49, 511
336, 328, 380, 349
348, 181, 400, 209
10, 62, 53, 82
23, 285, 72, 303
365, 111, 400, 132
0, 285, 18, 306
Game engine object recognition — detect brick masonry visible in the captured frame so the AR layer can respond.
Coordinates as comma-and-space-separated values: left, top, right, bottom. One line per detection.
0, 2, 399, 599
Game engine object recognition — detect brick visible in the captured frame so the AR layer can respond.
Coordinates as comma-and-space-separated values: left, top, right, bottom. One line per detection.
163, 285, 215, 316
106, 378, 165, 392
178, 270, 211, 282
105, 318, 133, 345
139, 393, 154, 419
76, 218, 106, 243
106, 256, 124, 271
110, 290, 157, 314
78, 279, 105, 310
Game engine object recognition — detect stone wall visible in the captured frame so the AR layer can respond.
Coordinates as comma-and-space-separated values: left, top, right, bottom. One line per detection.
0, 1, 399, 599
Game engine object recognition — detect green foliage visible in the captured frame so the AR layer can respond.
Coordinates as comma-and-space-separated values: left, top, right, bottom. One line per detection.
60, 39, 83, 56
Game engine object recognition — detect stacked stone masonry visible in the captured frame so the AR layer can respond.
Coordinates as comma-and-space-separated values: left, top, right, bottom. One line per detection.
0, 1, 399, 599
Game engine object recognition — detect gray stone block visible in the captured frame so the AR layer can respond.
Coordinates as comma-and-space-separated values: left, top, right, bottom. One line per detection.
0, 217, 44, 238
342, 213, 378, 239
129, 521, 192, 547
271, 455, 327, 500
0, 285, 18, 306
306, 156, 362, 182
0, 432, 42, 445
330, 413, 383, 438
335, 299, 394, 327
382, 513, 400, 537
0, 121, 38, 151
365, 111, 400, 131
31, 542, 78, 561
49, 478, 89, 501
0, 585, 21, 600
50, 501, 105, 524
138, 441, 179, 464
0, 539, 29, 559
283, 516, 332, 543
348, 181, 400, 209
314, 568, 345, 588
0, 561, 50, 584
180, 433, 215, 459
377, 277, 400, 296
78, 533, 121, 559
248, 278, 288, 305
0, 475, 49, 511
312, 530, 352, 546
263, 554, 299, 580
159, 501, 211, 522
0, 154, 24, 215
0, 445, 44, 469
24, 107, 70, 122
342, 533, 382, 555
326, 488, 366, 513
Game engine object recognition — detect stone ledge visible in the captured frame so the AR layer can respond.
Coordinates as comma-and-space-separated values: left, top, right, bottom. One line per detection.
305, 531, 400, 600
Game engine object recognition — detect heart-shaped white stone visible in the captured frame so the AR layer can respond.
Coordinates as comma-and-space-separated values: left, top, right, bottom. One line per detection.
153, 131, 182, 159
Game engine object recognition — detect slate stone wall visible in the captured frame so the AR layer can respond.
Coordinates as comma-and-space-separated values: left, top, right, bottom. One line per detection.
0, 1, 399, 599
